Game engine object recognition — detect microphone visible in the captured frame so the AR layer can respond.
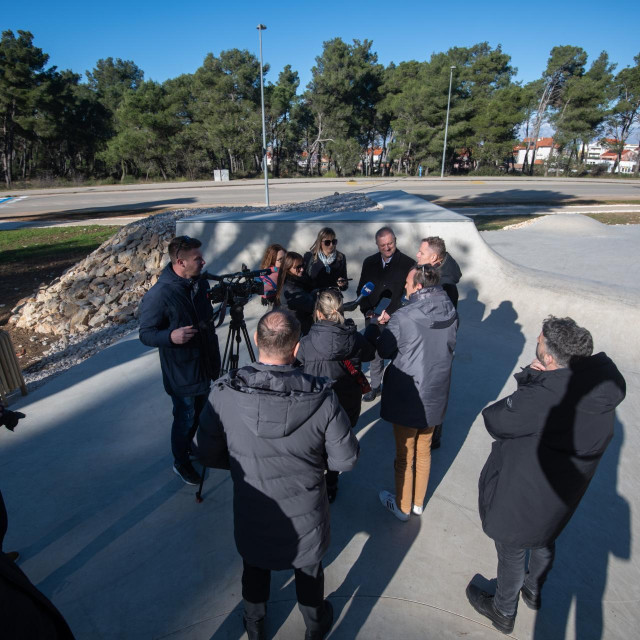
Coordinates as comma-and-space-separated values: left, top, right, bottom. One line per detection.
343, 282, 374, 311
201, 267, 273, 282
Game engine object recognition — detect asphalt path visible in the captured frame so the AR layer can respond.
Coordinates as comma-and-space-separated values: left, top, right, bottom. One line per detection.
1, 176, 639, 222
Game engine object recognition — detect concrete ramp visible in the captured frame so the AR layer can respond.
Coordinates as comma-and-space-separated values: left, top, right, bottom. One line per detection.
1, 191, 637, 639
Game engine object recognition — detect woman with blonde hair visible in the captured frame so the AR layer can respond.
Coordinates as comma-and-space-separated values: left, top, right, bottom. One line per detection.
258, 243, 285, 304
297, 288, 375, 502
274, 251, 315, 334
303, 227, 348, 292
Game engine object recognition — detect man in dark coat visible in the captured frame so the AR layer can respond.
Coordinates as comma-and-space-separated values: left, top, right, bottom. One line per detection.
416, 236, 462, 309
139, 235, 221, 485
466, 316, 626, 634
356, 226, 415, 401
195, 310, 359, 640
367, 266, 458, 521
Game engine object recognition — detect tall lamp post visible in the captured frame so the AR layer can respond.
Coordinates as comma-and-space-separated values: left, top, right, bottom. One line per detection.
440, 65, 456, 179
257, 24, 269, 206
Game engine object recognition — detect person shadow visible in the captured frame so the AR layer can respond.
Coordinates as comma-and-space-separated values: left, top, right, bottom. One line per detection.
532, 415, 630, 640
427, 289, 526, 500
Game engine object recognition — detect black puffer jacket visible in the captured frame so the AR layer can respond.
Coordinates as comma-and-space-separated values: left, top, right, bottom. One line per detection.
297, 320, 376, 426
196, 363, 359, 569
139, 263, 220, 396
303, 251, 348, 291
279, 275, 315, 335
479, 353, 626, 548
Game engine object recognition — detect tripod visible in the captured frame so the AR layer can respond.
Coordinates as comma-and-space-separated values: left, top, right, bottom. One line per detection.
196, 299, 256, 503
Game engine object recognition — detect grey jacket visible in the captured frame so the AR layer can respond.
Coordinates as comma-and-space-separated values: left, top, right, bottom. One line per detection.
376, 286, 458, 429
195, 363, 359, 569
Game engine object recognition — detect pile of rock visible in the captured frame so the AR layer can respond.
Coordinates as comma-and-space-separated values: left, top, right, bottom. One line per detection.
10, 217, 173, 336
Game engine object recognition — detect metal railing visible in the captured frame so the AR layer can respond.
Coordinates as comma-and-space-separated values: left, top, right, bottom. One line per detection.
0, 330, 27, 404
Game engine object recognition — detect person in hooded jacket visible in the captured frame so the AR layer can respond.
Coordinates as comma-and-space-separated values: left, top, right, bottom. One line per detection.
366, 265, 458, 522
275, 251, 316, 335
297, 289, 375, 502
466, 316, 626, 635
195, 310, 359, 640
139, 236, 221, 486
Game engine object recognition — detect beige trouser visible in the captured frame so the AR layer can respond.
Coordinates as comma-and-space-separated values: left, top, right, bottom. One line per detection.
393, 424, 435, 514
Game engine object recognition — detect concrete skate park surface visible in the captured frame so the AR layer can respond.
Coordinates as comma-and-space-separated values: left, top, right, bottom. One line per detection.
1, 192, 637, 639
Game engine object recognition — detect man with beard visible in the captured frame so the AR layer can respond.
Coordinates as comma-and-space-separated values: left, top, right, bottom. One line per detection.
139, 235, 220, 485
466, 316, 626, 634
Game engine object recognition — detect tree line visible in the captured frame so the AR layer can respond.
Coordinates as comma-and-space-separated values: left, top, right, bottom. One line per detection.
1, 29, 639, 188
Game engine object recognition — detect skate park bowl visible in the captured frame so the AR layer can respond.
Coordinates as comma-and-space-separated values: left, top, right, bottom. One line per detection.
0, 190, 637, 639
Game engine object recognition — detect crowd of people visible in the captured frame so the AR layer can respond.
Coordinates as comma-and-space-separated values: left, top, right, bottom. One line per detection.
0, 225, 626, 639
137, 227, 625, 639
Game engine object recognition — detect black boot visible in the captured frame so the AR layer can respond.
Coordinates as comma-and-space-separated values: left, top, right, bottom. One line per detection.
304, 600, 333, 640
243, 616, 266, 640
466, 582, 515, 634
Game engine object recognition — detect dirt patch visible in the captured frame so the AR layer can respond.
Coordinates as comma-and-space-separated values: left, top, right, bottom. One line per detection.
0, 256, 92, 369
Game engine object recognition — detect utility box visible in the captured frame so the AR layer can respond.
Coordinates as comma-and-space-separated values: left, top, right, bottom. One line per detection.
213, 170, 230, 182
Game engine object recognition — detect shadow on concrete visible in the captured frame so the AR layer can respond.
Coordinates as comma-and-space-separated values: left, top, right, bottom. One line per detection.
21, 331, 151, 404
1, 198, 199, 223
417, 189, 577, 209
532, 416, 630, 640
428, 289, 526, 500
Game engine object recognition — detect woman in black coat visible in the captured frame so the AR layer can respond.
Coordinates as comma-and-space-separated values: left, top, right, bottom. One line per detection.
303, 227, 349, 292
297, 289, 375, 501
274, 252, 315, 335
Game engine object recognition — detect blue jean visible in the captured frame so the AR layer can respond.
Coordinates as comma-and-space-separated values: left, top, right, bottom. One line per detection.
494, 540, 556, 616
170, 394, 207, 465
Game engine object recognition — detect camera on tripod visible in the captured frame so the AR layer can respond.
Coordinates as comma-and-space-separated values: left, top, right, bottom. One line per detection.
203, 265, 270, 306
201, 265, 274, 376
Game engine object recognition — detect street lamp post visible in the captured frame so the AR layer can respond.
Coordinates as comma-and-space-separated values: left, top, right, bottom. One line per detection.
440, 65, 456, 179
257, 24, 269, 206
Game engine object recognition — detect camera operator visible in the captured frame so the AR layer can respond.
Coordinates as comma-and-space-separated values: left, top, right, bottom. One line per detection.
139, 235, 221, 486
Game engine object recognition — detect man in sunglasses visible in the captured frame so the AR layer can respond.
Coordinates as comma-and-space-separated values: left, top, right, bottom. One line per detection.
356, 226, 415, 402
139, 236, 221, 485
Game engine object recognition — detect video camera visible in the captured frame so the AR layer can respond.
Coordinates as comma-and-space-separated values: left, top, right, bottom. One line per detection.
201, 265, 270, 306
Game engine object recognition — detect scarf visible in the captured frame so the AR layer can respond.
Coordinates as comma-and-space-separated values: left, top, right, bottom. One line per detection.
318, 250, 337, 273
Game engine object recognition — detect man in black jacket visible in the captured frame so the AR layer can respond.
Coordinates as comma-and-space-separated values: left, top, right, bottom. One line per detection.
356, 226, 415, 401
196, 310, 359, 640
416, 236, 462, 309
466, 316, 626, 634
139, 236, 220, 485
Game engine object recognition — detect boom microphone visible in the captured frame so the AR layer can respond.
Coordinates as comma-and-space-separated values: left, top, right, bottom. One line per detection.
343, 282, 374, 312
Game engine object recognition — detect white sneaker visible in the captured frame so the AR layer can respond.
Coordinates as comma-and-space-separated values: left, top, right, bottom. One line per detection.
379, 490, 410, 522
412, 504, 424, 516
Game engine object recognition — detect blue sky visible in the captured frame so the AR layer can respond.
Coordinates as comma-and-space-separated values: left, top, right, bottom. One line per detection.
5, 1, 638, 88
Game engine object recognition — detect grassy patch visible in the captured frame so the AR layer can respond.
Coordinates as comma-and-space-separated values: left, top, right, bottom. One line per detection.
0, 225, 120, 267
585, 212, 640, 225
470, 214, 543, 231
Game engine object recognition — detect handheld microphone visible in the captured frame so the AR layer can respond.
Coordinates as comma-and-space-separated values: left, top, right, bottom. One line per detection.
343, 282, 374, 312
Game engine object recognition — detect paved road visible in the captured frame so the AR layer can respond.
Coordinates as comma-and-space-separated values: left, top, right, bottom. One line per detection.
1, 176, 639, 221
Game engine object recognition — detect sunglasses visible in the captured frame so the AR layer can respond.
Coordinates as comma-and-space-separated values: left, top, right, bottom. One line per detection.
322, 238, 338, 247
293, 264, 304, 271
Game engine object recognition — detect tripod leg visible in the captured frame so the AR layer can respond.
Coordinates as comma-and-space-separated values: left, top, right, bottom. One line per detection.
195, 464, 206, 503
241, 323, 257, 363
221, 324, 235, 374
